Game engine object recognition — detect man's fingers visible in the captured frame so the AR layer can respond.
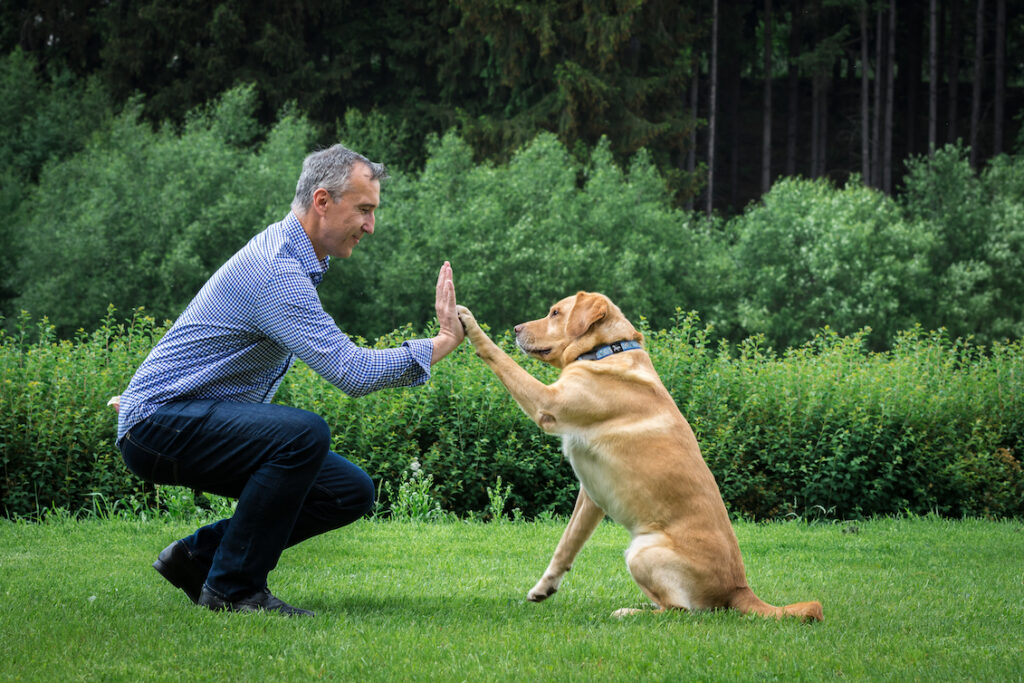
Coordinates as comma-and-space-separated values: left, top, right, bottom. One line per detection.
436, 261, 448, 290
434, 261, 464, 342
436, 261, 455, 305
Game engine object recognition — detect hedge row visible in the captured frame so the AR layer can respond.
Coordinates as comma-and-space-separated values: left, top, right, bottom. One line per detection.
2, 308, 1022, 520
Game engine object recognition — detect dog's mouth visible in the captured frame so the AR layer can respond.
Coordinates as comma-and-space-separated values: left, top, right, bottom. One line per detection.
516, 339, 552, 358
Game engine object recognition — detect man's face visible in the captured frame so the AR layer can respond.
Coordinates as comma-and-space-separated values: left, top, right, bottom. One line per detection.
318, 162, 380, 259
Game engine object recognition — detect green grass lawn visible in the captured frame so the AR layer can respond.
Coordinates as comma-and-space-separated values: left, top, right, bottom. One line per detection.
1, 516, 1022, 681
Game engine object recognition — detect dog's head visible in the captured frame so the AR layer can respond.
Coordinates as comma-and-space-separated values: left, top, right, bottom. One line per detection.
514, 292, 644, 368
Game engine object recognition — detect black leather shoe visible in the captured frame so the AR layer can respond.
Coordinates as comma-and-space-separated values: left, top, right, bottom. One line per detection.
152, 540, 209, 605
197, 585, 314, 617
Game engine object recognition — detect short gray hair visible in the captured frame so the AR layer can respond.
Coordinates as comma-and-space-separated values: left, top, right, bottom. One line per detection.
291, 144, 388, 213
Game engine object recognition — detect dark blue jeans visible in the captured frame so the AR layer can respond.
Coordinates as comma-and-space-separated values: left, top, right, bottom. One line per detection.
118, 400, 375, 601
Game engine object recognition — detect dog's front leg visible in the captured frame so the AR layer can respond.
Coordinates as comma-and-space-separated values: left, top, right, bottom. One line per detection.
457, 305, 561, 428
528, 487, 605, 601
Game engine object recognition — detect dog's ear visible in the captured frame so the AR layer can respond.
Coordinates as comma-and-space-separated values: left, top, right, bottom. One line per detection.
566, 292, 608, 338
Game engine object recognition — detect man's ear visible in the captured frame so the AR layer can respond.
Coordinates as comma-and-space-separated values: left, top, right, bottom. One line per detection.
312, 187, 332, 215
566, 292, 607, 338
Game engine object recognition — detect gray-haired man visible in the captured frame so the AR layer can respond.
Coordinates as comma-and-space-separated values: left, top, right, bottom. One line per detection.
115, 145, 464, 615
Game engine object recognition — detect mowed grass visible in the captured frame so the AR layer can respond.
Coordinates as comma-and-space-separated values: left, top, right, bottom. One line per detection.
1, 516, 1022, 681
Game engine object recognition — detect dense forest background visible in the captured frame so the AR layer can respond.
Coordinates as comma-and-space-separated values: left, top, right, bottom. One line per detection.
2, 0, 1023, 350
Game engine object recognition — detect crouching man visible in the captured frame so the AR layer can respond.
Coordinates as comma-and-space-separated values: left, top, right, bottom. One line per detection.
115, 144, 463, 616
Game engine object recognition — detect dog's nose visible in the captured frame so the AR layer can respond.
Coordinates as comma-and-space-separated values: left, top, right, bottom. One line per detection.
514, 324, 523, 333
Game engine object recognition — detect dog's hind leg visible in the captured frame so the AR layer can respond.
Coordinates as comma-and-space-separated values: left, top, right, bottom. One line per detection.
613, 532, 696, 618
528, 487, 605, 602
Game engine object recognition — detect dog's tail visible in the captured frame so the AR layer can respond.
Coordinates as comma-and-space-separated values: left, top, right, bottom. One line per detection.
729, 587, 823, 622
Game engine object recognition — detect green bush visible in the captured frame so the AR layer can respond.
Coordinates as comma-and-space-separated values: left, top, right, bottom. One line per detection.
654, 316, 1024, 519
0, 308, 160, 517
901, 144, 1024, 344
10, 84, 315, 337
727, 177, 932, 350
0, 49, 113, 318
4, 309, 1020, 521
7, 81, 1024, 353
319, 131, 722, 338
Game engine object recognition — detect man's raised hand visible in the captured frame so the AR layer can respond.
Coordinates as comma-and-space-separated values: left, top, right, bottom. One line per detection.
430, 261, 465, 364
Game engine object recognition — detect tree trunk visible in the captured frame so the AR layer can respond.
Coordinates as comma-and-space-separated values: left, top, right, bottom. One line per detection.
994, 0, 1005, 154
810, 0, 824, 178
685, 81, 698, 212
903, 1, 922, 159
861, 1, 871, 178
929, 0, 938, 155
883, 1, 895, 194
872, 7, 884, 187
970, 0, 984, 167
947, 0, 961, 144
762, 0, 773, 194
728, 34, 741, 208
706, 0, 718, 215
818, 78, 828, 178
786, 0, 801, 176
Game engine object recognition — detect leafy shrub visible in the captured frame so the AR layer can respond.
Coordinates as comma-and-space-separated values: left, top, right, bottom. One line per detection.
10, 84, 315, 337
653, 318, 1024, 519
727, 177, 932, 350
378, 460, 447, 521
0, 49, 113, 318
0, 307, 160, 517
901, 144, 1024, 344
7, 87, 1024, 353
9, 308, 1019, 521
314, 131, 723, 340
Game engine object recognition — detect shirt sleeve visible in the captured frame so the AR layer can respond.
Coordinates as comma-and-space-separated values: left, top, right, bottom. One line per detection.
254, 265, 432, 397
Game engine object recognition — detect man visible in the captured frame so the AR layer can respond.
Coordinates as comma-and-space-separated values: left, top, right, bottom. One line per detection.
116, 144, 464, 616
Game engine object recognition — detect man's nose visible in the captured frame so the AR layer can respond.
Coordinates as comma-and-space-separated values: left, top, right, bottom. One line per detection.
364, 213, 375, 234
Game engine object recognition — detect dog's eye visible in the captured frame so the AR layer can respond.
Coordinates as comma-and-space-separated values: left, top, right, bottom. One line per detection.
550, 309, 559, 318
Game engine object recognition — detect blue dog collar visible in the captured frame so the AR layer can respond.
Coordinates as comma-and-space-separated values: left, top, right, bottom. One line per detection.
577, 340, 643, 361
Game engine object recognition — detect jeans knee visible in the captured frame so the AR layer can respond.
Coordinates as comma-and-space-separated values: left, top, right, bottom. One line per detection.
293, 411, 332, 461
312, 467, 375, 533
350, 468, 376, 519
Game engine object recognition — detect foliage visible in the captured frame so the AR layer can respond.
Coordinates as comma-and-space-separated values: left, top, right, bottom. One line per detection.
320, 131, 720, 338
0, 307, 159, 518
451, 0, 702, 175
0, 49, 113, 316
3, 309, 1022, 521
10, 84, 316, 335
661, 317, 1024, 520
727, 176, 932, 350
7, 82, 1024, 347
4, 1, 1023, 216
901, 143, 1024, 344
378, 459, 448, 522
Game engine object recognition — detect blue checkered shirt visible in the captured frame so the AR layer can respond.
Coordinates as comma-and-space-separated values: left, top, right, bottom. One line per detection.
116, 212, 433, 443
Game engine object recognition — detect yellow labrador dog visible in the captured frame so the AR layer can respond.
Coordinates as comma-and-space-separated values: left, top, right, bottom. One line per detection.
457, 293, 823, 621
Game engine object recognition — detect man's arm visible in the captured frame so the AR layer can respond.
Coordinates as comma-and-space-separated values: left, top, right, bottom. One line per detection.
256, 260, 463, 395
430, 261, 465, 365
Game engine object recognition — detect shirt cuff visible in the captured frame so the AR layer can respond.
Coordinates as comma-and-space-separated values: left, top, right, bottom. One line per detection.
402, 338, 434, 381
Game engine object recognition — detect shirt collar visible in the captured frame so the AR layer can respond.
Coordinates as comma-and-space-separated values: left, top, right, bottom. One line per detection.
285, 212, 330, 284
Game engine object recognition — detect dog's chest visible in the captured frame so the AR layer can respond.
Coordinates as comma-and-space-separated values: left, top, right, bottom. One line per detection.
562, 434, 622, 518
